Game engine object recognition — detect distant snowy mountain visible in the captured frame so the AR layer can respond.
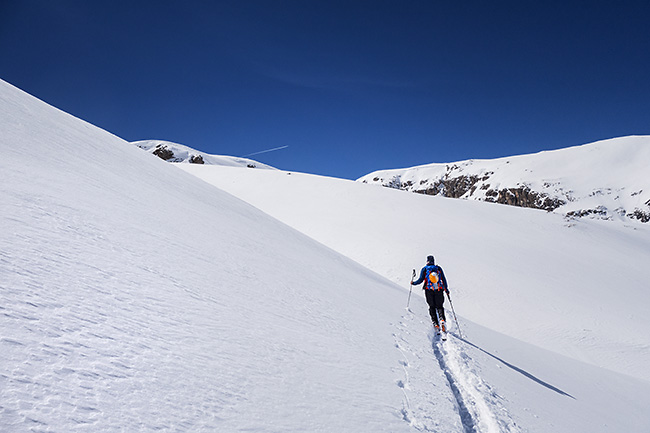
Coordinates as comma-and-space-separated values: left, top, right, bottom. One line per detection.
358, 136, 650, 223
132, 139, 275, 169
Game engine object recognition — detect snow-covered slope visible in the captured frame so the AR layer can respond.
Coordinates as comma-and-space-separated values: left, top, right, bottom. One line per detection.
181, 164, 650, 431
132, 139, 275, 169
0, 79, 415, 432
180, 165, 650, 381
358, 137, 650, 224
3, 77, 650, 433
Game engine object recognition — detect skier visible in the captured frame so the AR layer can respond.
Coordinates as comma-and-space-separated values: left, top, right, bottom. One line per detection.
411, 255, 449, 335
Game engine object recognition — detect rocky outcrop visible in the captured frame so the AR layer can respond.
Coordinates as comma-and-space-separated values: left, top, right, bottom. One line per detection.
628, 208, 650, 223
359, 137, 650, 223
404, 174, 565, 212
189, 154, 204, 164
566, 207, 609, 219
482, 186, 565, 211
151, 144, 205, 164
152, 144, 175, 161
418, 175, 484, 198
133, 139, 276, 170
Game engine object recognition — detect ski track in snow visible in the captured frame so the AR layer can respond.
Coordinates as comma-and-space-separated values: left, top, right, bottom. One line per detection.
434, 333, 520, 433
394, 310, 519, 433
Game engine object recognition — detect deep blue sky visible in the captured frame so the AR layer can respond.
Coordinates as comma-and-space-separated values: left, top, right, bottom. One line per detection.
2, 1, 649, 179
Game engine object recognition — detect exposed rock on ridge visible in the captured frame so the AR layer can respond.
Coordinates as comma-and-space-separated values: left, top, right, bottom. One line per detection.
358, 136, 650, 223
131, 140, 275, 170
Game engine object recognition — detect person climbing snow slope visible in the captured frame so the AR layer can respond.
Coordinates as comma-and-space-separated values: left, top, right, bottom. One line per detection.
411, 255, 449, 335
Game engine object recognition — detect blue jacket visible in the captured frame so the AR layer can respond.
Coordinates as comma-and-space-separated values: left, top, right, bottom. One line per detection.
413, 264, 448, 291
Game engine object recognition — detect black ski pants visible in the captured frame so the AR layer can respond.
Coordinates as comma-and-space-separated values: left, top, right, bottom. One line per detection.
425, 289, 446, 326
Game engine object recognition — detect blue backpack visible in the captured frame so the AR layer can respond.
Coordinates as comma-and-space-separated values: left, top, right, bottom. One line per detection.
425, 266, 445, 291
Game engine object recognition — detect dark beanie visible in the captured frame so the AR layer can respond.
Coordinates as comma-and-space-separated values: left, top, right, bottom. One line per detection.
427, 255, 435, 264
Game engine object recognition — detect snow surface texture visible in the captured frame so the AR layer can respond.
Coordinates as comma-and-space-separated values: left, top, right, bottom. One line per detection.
357, 137, 650, 224
181, 164, 650, 432
180, 165, 650, 381
2, 77, 650, 432
133, 139, 276, 169
1, 80, 408, 432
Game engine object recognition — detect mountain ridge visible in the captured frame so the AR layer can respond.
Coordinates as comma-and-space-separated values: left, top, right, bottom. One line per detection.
132, 139, 275, 169
357, 136, 650, 223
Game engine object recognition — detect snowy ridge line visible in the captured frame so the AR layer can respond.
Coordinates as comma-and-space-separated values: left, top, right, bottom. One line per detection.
433, 332, 520, 433
357, 135, 650, 224
131, 139, 276, 169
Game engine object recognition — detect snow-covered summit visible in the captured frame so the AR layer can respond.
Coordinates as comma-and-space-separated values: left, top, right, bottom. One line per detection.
358, 136, 650, 223
132, 139, 275, 169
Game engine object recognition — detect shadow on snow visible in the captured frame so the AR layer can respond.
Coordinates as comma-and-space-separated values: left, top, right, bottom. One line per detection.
453, 333, 576, 400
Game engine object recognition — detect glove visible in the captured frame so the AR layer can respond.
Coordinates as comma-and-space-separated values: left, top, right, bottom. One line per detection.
445, 289, 449, 294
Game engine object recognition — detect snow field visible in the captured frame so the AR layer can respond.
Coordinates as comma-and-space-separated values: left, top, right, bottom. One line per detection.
179, 164, 650, 383
3, 77, 650, 432
1, 79, 416, 432
179, 164, 650, 432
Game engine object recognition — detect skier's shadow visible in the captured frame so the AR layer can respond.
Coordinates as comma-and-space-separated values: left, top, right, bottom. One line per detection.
453, 333, 576, 399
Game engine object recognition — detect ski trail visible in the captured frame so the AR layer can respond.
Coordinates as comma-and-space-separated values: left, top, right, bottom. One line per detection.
431, 338, 477, 433
394, 307, 519, 432
432, 332, 520, 433
394, 311, 465, 432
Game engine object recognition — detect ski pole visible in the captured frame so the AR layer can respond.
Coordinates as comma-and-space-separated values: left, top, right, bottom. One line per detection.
446, 291, 462, 338
406, 269, 416, 309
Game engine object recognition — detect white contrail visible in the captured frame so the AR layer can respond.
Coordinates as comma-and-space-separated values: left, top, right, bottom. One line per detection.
242, 145, 289, 158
